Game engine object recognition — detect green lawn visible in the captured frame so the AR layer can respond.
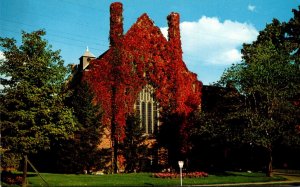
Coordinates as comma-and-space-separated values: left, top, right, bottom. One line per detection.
20, 171, 285, 186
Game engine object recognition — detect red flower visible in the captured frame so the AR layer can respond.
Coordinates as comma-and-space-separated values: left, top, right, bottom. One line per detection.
153, 171, 208, 178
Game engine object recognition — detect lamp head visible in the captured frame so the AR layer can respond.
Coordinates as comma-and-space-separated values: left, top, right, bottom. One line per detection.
178, 161, 184, 168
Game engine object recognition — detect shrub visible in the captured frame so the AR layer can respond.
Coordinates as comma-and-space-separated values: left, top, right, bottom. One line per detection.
0, 150, 21, 170
1, 171, 23, 185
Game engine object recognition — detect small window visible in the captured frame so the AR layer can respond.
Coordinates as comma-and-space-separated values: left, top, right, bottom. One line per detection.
192, 83, 196, 93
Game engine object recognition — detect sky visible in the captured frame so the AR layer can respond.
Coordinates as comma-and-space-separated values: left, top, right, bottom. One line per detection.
1, 0, 299, 85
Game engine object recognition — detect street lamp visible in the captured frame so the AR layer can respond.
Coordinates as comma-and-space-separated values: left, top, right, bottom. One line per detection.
178, 161, 184, 186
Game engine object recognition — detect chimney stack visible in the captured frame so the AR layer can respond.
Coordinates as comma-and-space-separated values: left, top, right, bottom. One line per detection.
167, 12, 182, 58
110, 2, 123, 47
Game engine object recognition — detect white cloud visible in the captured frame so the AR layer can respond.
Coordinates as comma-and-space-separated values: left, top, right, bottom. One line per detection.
161, 16, 258, 66
0, 51, 6, 91
248, 4, 256, 12
0, 51, 5, 61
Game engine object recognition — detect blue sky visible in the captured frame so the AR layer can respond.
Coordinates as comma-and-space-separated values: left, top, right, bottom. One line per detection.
1, 0, 299, 85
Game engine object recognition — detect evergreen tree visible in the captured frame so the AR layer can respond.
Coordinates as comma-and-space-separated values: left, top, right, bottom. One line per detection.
58, 82, 103, 173
122, 114, 149, 172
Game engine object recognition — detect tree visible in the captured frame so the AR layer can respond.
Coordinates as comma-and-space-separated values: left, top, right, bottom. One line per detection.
0, 30, 76, 186
189, 86, 247, 171
284, 6, 300, 65
157, 113, 186, 168
219, 7, 300, 176
57, 82, 103, 173
121, 114, 149, 172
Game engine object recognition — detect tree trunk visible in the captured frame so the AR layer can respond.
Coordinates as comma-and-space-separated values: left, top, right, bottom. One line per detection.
111, 121, 118, 174
111, 142, 114, 173
22, 155, 28, 187
113, 140, 118, 173
111, 85, 118, 174
111, 134, 119, 174
266, 148, 273, 177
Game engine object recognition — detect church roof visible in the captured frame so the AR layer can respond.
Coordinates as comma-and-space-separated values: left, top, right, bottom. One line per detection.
124, 13, 167, 43
82, 46, 95, 57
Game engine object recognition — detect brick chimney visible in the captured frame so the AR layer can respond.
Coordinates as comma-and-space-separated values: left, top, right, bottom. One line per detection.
109, 2, 123, 47
167, 12, 182, 60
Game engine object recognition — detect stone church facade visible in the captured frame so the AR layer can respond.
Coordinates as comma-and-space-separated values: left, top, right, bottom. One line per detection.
73, 2, 202, 172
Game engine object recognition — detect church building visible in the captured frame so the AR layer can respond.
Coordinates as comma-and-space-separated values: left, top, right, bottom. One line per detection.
73, 2, 203, 172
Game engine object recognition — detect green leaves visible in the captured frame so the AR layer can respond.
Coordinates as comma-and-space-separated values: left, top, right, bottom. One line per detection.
216, 7, 300, 175
0, 30, 76, 156
53, 82, 103, 173
220, 16, 300, 146
122, 114, 149, 172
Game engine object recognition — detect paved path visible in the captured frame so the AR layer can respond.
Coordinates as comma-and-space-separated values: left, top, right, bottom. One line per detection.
274, 170, 300, 181
185, 171, 300, 187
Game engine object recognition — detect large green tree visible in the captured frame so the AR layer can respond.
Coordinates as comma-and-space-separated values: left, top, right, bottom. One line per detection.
57, 82, 103, 173
0, 30, 76, 186
219, 7, 300, 176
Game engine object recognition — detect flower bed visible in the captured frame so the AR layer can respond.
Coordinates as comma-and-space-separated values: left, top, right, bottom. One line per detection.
1, 171, 23, 185
153, 171, 208, 178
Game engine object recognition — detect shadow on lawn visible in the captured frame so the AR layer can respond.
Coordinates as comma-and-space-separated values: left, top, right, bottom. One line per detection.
144, 182, 154, 186
208, 171, 264, 178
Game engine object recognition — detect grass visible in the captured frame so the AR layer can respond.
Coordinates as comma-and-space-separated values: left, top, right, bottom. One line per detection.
19, 171, 285, 187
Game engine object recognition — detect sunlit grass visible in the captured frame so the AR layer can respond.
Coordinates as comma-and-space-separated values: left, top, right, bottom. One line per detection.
23, 171, 285, 186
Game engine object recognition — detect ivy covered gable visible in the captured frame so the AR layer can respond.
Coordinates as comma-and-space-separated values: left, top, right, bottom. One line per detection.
80, 2, 202, 142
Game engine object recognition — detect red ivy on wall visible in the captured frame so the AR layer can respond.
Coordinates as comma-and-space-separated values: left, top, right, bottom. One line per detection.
84, 2, 202, 144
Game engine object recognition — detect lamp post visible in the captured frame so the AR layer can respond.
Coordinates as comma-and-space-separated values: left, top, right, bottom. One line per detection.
178, 161, 184, 186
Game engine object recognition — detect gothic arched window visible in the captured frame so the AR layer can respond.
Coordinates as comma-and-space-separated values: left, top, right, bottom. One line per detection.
134, 85, 159, 134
